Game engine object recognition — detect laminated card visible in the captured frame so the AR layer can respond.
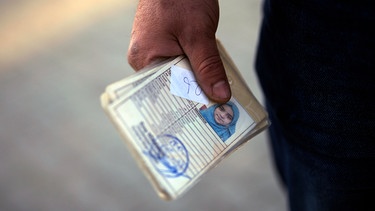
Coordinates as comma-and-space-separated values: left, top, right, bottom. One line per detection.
100, 40, 270, 200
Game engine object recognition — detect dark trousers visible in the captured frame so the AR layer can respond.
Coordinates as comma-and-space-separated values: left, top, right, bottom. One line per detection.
255, 0, 375, 210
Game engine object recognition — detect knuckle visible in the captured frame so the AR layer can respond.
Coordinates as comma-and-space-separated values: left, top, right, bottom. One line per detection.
198, 56, 222, 75
127, 40, 145, 70
127, 42, 138, 67
196, 55, 225, 81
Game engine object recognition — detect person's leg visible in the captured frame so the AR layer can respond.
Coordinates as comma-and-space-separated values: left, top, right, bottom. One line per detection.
256, 0, 375, 210
267, 102, 375, 211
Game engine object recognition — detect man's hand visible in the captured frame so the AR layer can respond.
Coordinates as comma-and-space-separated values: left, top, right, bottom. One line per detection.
127, 0, 231, 103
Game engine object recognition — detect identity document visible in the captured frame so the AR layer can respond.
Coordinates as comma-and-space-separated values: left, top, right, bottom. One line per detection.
100, 40, 270, 200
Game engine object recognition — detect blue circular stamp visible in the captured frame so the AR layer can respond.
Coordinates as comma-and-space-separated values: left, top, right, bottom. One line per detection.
144, 134, 190, 178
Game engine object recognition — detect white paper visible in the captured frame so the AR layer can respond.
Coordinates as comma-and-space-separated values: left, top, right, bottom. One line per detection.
170, 65, 210, 105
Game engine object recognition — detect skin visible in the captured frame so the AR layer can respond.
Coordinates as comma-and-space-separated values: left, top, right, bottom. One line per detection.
214, 104, 234, 126
128, 0, 231, 103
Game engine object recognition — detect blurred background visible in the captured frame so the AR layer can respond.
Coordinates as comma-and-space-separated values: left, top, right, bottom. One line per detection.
0, 0, 286, 210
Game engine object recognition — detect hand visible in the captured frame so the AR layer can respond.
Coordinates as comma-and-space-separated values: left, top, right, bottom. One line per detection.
127, 0, 231, 103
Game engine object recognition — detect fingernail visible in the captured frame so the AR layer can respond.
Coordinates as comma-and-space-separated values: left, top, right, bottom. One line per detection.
213, 80, 231, 99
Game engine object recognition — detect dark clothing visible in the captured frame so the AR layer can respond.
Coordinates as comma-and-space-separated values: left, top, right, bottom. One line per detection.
255, 0, 375, 210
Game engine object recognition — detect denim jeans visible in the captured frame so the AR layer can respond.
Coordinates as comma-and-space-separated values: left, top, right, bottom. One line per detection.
255, 0, 375, 210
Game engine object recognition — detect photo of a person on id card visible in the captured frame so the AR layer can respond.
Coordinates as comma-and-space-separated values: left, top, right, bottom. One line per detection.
199, 101, 239, 142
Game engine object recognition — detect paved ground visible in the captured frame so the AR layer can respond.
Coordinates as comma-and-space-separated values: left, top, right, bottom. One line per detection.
0, 0, 287, 210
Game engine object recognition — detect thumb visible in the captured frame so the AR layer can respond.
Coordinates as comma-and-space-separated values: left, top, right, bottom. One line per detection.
182, 38, 231, 103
